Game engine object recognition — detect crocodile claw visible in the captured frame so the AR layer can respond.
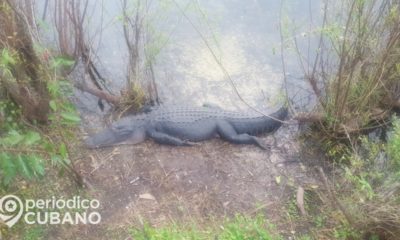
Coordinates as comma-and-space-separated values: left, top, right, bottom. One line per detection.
253, 137, 270, 150
258, 143, 270, 150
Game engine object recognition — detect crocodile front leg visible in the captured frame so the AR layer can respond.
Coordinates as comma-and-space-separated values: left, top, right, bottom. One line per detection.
216, 120, 268, 150
147, 129, 195, 146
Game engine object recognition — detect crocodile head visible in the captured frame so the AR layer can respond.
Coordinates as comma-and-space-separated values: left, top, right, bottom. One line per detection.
85, 117, 147, 148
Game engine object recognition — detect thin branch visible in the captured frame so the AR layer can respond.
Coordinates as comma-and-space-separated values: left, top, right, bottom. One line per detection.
279, 1, 295, 115
41, 0, 48, 20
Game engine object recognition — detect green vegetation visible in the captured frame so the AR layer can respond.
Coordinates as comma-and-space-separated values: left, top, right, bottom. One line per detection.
0, 51, 80, 186
387, 117, 400, 170
283, 0, 400, 238
0, 0, 81, 188
130, 215, 281, 240
302, 117, 400, 239
288, 0, 400, 137
22, 225, 44, 240
348, 118, 400, 236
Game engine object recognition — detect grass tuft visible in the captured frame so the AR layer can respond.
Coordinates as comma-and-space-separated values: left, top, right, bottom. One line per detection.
130, 214, 281, 240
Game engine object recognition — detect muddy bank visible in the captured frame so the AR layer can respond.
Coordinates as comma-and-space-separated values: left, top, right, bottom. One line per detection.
52, 120, 320, 239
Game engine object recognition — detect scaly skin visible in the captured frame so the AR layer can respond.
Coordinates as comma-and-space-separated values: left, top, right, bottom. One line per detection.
86, 105, 288, 149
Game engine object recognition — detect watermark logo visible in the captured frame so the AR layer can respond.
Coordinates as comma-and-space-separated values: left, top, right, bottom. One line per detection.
0, 195, 101, 228
0, 195, 24, 227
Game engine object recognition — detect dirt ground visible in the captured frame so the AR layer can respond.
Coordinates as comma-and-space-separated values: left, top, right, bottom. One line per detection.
48, 119, 322, 239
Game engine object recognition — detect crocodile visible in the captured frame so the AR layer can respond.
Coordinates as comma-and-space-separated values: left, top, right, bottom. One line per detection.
85, 105, 288, 149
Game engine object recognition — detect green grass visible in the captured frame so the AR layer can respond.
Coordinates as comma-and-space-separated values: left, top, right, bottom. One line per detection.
23, 225, 44, 240
129, 214, 282, 240
387, 116, 400, 172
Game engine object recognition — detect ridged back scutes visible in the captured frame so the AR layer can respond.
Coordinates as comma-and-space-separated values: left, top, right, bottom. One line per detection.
113, 113, 148, 129
148, 106, 282, 123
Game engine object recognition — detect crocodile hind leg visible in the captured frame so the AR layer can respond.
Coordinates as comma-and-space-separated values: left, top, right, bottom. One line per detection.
216, 121, 268, 150
147, 129, 194, 146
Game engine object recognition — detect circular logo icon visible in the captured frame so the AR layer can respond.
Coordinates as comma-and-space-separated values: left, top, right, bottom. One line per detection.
0, 195, 24, 228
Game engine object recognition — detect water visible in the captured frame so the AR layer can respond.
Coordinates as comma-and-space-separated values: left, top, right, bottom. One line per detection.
38, 0, 322, 113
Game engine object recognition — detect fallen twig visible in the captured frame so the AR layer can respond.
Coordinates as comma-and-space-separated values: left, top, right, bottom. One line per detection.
296, 186, 306, 216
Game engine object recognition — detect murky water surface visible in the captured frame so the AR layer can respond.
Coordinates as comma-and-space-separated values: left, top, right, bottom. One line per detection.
40, 0, 323, 112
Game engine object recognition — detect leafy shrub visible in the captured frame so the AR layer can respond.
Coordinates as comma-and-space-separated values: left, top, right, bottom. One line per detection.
335, 121, 400, 238
0, 130, 45, 185
0, 50, 81, 186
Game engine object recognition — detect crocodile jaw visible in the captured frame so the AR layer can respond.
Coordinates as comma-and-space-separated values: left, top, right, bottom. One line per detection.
86, 127, 147, 148
85, 128, 131, 148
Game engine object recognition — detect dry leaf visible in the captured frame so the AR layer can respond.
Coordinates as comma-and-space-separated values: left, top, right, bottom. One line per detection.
139, 193, 156, 201
275, 176, 281, 184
